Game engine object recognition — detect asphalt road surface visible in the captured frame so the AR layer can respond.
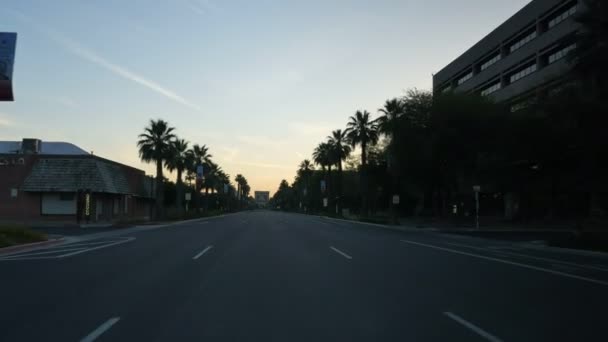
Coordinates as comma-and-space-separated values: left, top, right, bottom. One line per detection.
1, 210, 607, 341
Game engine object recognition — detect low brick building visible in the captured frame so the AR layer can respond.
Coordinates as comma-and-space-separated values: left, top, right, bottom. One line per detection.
0, 138, 155, 225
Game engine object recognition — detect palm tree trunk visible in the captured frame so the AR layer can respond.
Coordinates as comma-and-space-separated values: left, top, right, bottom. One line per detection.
337, 161, 342, 215
176, 168, 183, 218
327, 165, 332, 213
361, 141, 368, 217
205, 187, 210, 212
156, 159, 164, 219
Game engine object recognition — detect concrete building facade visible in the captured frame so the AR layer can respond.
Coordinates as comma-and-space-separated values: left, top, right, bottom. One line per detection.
433, 0, 582, 111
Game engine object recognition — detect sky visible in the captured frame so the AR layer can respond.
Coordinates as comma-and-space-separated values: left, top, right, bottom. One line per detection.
0, 0, 530, 194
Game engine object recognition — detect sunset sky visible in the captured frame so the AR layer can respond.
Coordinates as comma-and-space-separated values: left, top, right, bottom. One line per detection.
1, 0, 529, 194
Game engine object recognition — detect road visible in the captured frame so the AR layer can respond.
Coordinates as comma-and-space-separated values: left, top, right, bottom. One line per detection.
1, 210, 607, 341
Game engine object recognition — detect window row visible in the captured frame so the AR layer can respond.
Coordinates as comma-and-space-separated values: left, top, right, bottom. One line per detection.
457, 71, 473, 85
548, 4, 578, 29
510, 63, 537, 83
509, 30, 537, 53
548, 43, 576, 64
480, 53, 501, 71
481, 82, 501, 96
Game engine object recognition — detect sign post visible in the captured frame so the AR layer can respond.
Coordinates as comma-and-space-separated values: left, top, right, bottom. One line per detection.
473, 185, 481, 229
185, 193, 191, 212
0, 32, 17, 101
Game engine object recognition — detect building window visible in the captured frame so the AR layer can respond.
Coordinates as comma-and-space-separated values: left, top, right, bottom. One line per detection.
480, 53, 501, 71
548, 43, 577, 64
548, 4, 578, 29
481, 82, 501, 96
59, 192, 75, 201
509, 63, 537, 84
509, 30, 537, 53
457, 71, 473, 85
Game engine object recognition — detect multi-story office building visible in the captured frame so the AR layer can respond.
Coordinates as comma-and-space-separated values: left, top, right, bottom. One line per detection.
433, 0, 582, 112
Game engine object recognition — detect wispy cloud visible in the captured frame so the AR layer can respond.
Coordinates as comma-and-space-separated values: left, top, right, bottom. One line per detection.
186, 0, 219, 16
233, 161, 294, 171
287, 121, 335, 136
0, 113, 14, 127
42, 95, 78, 109
13, 10, 202, 112
236, 135, 287, 148
219, 146, 239, 163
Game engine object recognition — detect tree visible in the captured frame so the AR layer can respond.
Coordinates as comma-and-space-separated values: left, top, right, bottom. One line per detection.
376, 99, 405, 220
313, 142, 333, 206
137, 119, 176, 218
328, 129, 352, 214
376, 98, 404, 143
271, 179, 293, 210
346, 110, 379, 215
298, 159, 315, 211
189, 144, 213, 210
235, 174, 246, 208
165, 138, 190, 218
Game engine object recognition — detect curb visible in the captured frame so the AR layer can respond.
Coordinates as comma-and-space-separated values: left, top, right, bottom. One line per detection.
320, 216, 421, 232
0, 238, 65, 256
520, 243, 608, 258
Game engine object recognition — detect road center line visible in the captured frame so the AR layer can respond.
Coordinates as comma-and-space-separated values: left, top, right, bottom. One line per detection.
80, 317, 120, 342
330, 246, 352, 260
401, 240, 608, 286
193, 245, 214, 260
443, 312, 503, 342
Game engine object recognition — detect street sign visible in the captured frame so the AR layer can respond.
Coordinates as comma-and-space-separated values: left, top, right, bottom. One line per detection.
320, 180, 326, 193
0, 32, 17, 101
185, 193, 191, 201
392, 195, 400, 205
196, 165, 204, 179
473, 185, 480, 229
323, 198, 328, 207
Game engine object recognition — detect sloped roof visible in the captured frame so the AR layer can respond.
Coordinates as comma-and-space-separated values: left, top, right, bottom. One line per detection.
21, 158, 133, 194
0, 141, 88, 155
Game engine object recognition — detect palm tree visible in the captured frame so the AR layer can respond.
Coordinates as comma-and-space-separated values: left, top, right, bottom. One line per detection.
376, 98, 404, 142
235, 174, 245, 208
328, 129, 351, 214
346, 110, 379, 215
189, 144, 212, 211
313, 142, 332, 205
298, 159, 314, 211
377, 99, 405, 216
165, 138, 190, 218
137, 119, 176, 218
203, 161, 223, 210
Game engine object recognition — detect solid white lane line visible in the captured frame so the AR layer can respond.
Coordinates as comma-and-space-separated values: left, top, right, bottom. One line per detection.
443, 312, 503, 342
58, 237, 136, 258
0, 247, 86, 258
330, 246, 352, 260
193, 245, 213, 260
443, 241, 608, 273
401, 240, 608, 286
80, 317, 120, 342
